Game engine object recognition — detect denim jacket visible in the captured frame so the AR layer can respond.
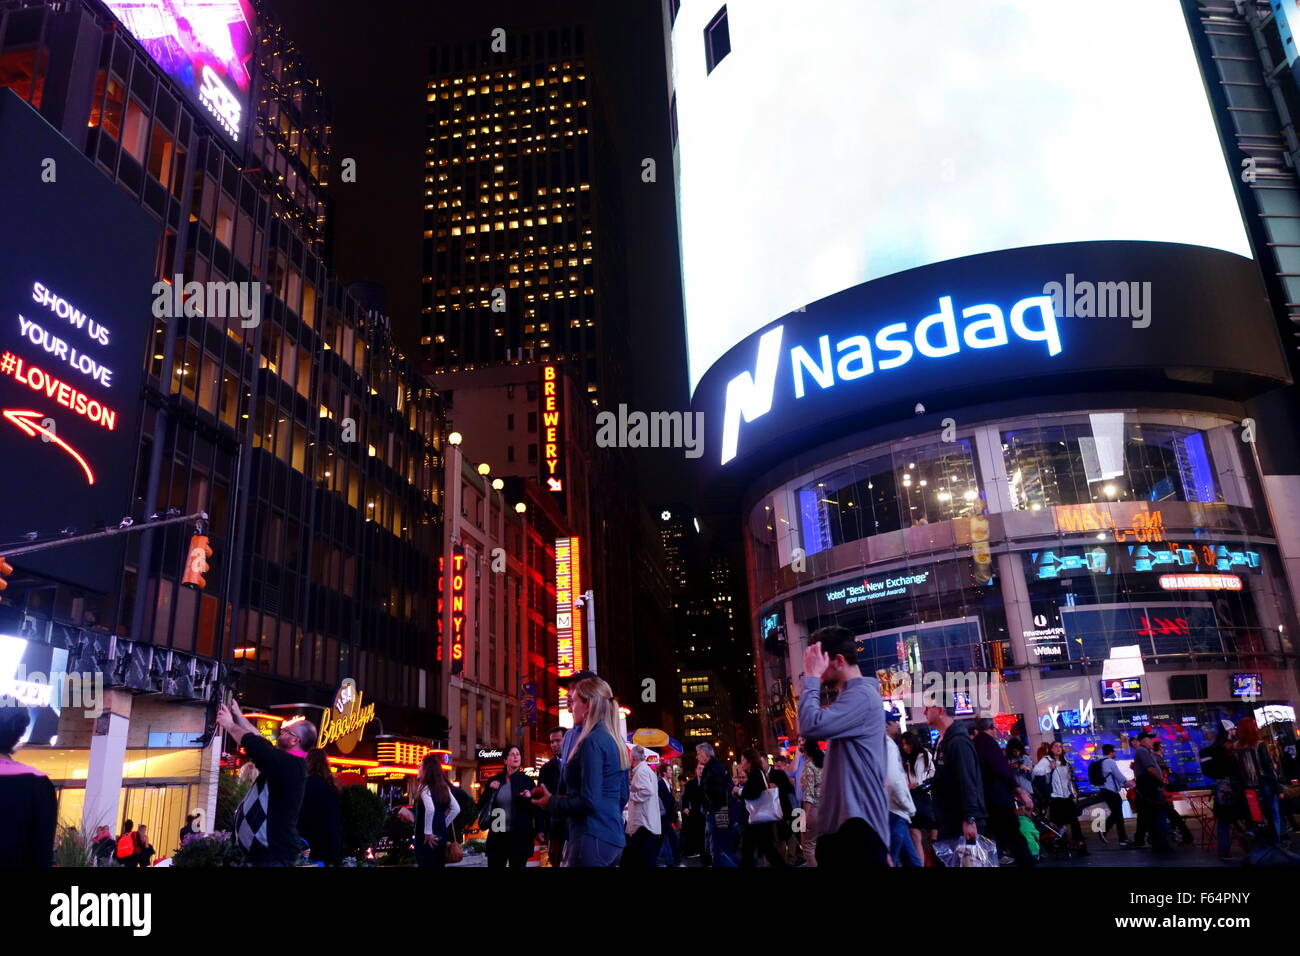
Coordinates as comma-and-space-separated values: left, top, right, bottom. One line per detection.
550, 728, 629, 847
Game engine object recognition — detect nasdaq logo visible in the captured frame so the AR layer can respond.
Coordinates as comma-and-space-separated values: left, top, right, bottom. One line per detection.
720, 293, 1062, 465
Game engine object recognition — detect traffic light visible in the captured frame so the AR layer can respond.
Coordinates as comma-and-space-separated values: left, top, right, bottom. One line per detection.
0, 555, 12, 593
182, 535, 212, 590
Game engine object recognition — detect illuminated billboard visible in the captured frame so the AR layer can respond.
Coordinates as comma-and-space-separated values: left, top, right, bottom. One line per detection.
103, 0, 255, 149
539, 364, 565, 506
555, 536, 583, 727
0, 92, 157, 592
670, 0, 1253, 391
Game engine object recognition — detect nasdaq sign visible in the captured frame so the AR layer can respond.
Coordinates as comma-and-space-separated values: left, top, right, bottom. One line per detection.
721, 293, 1062, 464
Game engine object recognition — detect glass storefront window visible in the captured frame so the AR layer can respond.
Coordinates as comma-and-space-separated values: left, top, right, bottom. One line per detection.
1022, 543, 1276, 661
1002, 419, 1223, 511
795, 437, 982, 557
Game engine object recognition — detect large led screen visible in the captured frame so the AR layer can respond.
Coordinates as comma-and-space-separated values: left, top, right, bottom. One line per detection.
103, 0, 255, 148
671, 1, 1253, 390
0, 92, 159, 592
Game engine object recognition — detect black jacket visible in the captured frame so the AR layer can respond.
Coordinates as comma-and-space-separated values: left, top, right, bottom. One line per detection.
449, 786, 475, 841
0, 766, 56, 867
932, 723, 987, 838
476, 769, 536, 849
538, 757, 566, 840
658, 777, 679, 825
682, 778, 706, 815
700, 758, 731, 813
239, 733, 308, 865
298, 774, 344, 865
769, 768, 795, 819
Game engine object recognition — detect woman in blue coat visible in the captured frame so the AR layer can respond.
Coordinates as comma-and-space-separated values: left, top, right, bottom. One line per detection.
531, 676, 630, 866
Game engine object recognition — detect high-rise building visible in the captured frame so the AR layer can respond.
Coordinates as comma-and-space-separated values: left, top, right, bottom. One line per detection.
421, 26, 631, 408
657, 505, 754, 751
0, 0, 445, 837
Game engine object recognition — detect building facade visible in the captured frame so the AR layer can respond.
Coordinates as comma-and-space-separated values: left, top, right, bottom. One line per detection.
0, 0, 445, 841
421, 26, 630, 408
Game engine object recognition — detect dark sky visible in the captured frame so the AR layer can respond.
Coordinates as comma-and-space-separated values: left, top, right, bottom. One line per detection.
267, 0, 690, 433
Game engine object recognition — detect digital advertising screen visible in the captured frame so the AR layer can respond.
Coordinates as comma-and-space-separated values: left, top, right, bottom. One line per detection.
671, 0, 1252, 392
0, 92, 159, 592
1100, 677, 1143, 704
1231, 673, 1263, 699
103, 0, 255, 149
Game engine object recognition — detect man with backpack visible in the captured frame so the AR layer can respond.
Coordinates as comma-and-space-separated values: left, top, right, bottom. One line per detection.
1090, 744, 1132, 845
114, 820, 141, 867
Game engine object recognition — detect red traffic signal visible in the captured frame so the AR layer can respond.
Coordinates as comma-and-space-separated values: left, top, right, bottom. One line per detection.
182, 535, 213, 590
0, 555, 13, 593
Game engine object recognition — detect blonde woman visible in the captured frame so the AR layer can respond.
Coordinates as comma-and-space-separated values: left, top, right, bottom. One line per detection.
531, 676, 630, 866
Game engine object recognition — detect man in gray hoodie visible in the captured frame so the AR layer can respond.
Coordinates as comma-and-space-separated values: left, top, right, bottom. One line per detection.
797, 625, 891, 867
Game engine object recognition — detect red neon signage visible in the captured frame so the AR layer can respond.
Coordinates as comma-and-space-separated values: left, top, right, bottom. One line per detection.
3, 409, 94, 484
449, 545, 466, 674
436, 554, 445, 662
0, 352, 117, 429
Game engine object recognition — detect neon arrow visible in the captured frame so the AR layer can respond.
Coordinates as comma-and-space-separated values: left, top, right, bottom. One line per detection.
547, 477, 563, 492
4, 409, 95, 485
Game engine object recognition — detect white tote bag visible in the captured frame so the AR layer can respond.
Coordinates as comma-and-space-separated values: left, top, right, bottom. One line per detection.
744, 770, 783, 825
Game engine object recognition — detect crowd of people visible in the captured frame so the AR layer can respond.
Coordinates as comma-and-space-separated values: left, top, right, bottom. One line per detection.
3, 633, 1298, 868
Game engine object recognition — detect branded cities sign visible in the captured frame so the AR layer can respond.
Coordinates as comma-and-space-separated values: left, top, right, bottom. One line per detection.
555, 536, 583, 726
0, 94, 158, 592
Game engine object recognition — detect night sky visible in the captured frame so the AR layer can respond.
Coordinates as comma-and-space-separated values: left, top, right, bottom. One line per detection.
268, 0, 690, 445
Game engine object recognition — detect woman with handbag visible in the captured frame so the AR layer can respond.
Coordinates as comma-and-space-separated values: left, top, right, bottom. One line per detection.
900, 731, 938, 866
411, 753, 454, 868
476, 744, 537, 868
736, 748, 787, 867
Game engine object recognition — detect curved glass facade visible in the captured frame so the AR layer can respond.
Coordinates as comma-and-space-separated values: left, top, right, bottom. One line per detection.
745, 409, 1300, 771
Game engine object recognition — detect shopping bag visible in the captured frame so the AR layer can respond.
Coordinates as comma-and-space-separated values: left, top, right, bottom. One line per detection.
933, 834, 1000, 867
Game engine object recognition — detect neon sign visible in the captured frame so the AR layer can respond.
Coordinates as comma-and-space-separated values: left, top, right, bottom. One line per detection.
448, 545, 466, 674
540, 364, 564, 494
318, 678, 376, 755
1, 354, 116, 430
3, 409, 94, 484
436, 553, 444, 662
1159, 573, 1242, 591
555, 536, 583, 725
720, 293, 1062, 464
